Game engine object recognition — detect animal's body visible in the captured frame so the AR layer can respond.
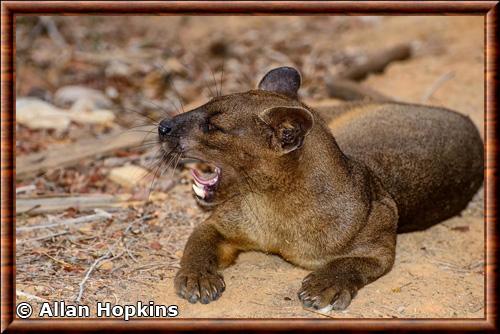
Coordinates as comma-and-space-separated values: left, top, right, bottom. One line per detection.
329, 101, 484, 232
157, 67, 483, 311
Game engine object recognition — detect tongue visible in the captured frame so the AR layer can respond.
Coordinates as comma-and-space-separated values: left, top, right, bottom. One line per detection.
191, 167, 219, 186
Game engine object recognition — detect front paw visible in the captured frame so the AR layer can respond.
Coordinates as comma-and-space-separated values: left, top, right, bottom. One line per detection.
174, 267, 225, 304
297, 270, 359, 312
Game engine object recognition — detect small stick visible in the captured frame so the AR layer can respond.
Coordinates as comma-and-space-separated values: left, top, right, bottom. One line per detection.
75, 251, 113, 303
17, 129, 148, 181
326, 43, 413, 102
124, 242, 138, 263
337, 43, 413, 81
16, 194, 133, 215
326, 78, 394, 102
302, 307, 337, 319
41, 251, 72, 267
16, 290, 50, 303
16, 185, 36, 195
420, 71, 455, 103
16, 231, 69, 246
16, 210, 112, 233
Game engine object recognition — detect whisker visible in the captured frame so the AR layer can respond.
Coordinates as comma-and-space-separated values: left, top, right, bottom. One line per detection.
128, 143, 160, 151
146, 148, 170, 199
200, 62, 216, 98
155, 62, 185, 114
219, 61, 225, 97
170, 152, 182, 179
209, 66, 219, 97
125, 129, 157, 134
140, 99, 177, 117
125, 124, 158, 130
120, 106, 160, 125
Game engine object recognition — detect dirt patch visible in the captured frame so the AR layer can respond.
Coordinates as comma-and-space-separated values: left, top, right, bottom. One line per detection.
16, 16, 484, 319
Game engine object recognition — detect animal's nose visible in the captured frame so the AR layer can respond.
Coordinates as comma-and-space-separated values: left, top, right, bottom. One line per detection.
158, 119, 173, 138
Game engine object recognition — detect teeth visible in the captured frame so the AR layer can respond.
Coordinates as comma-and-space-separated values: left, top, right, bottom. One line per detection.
193, 178, 203, 188
192, 183, 205, 198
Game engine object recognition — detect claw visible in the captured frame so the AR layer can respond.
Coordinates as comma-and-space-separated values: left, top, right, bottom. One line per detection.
174, 269, 226, 304
188, 294, 199, 304
301, 295, 313, 307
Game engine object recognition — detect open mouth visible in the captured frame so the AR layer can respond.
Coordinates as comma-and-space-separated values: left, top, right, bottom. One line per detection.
190, 165, 221, 203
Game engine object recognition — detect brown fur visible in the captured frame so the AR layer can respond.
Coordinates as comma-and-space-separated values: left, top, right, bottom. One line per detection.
159, 67, 483, 310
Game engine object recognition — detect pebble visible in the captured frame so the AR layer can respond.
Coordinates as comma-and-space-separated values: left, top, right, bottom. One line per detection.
54, 85, 112, 109
16, 97, 71, 130
108, 165, 149, 188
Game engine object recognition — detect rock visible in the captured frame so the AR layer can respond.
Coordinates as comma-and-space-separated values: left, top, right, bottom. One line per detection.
16, 96, 116, 129
69, 98, 116, 124
70, 97, 95, 113
149, 191, 168, 202
54, 85, 112, 109
105, 60, 132, 78
16, 97, 71, 130
105, 86, 119, 99
108, 165, 149, 188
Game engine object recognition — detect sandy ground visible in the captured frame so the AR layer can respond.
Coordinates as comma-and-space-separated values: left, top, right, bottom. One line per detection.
16, 16, 484, 319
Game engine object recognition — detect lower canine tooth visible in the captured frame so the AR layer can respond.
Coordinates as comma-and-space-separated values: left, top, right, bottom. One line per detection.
192, 183, 205, 198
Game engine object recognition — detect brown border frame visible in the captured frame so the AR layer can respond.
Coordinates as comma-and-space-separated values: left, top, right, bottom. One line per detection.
1, 1, 498, 332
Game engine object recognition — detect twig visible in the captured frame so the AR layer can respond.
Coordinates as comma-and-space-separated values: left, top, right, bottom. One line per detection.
19, 204, 42, 216
302, 307, 337, 319
326, 78, 394, 102
16, 194, 134, 216
16, 209, 112, 233
41, 251, 72, 267
126, 278, 156, 288
74, 214, 153, 303
125, 242, 138, 263
16, 289, 50, 303
16, 231, 69, 246
129, 261, 167, 273
427, 258, 472, 274
17, 129, 151, 181
75, 251, 113, 303
16, 185, 36, 195
420, 71, 455, 103
325, 43, 413, 102
336, 43, 413, 81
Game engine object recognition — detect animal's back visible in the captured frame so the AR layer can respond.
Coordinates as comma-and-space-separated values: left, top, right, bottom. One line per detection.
329, 102, 484, 232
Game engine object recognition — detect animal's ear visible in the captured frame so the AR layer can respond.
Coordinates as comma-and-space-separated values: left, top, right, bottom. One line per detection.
258, 106, 314, 154
258, 66, 301, 98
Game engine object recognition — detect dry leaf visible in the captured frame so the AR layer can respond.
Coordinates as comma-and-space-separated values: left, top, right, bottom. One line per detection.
150, 241, 162, 250
98, 261, 114, 271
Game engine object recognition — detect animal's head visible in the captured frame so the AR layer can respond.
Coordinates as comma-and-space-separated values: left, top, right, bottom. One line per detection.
158, 66, 316, 206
